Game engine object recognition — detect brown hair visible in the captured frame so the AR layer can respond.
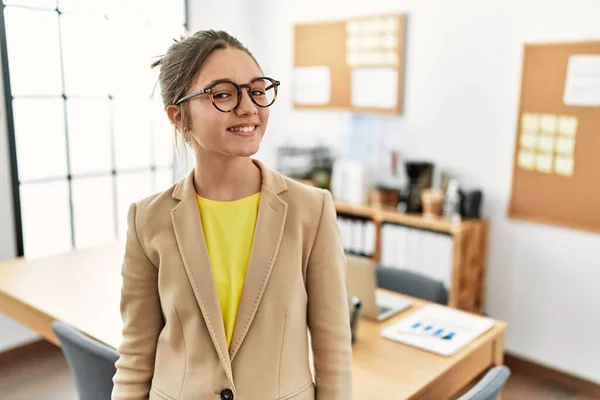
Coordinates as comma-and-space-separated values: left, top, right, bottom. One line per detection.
151, 30, 260, 147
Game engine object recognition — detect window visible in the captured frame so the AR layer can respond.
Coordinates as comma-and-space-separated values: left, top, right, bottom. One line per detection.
1, 0, 186, 257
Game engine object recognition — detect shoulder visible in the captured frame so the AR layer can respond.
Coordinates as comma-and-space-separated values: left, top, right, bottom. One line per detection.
280, 175, 326, 204
129, 182, 179, 229
276, 173, 335, 223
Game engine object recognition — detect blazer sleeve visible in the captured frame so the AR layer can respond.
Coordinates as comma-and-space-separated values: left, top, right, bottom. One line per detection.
112, 203, 164, 400
306, 189, 353, 399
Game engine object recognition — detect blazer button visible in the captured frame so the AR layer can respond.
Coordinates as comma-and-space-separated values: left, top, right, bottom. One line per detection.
220, 388, 234, 400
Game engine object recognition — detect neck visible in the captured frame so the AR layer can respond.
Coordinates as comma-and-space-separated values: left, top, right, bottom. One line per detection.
192, 150, 261, 201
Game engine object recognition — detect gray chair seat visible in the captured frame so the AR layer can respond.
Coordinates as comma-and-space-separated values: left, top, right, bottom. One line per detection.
375, 265, 449, 304
458, 365, 511, 400
52, 320, 119, 400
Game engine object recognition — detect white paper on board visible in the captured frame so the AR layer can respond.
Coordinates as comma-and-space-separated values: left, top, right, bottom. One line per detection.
563, 55, 600, 106
292, 66, 331, 105
351, 67, 398, 109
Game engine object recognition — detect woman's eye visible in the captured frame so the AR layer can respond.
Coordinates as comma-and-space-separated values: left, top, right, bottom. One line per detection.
214, 93, 231, 99
252, 90, 265, 96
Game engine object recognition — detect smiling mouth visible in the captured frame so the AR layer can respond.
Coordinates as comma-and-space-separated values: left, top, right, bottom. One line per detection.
228, 125, 257, 133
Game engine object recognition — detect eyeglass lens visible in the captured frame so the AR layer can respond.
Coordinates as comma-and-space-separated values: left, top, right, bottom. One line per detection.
211, 78, 276, 112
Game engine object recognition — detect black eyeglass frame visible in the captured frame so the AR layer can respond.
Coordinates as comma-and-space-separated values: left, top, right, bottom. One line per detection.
174, 77, 280, 112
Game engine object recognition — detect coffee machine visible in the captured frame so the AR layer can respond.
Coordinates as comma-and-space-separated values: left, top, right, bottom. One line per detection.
399, 161, 434, 213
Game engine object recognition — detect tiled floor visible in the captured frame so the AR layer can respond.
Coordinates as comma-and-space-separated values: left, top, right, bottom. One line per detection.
0, 343, 592, 400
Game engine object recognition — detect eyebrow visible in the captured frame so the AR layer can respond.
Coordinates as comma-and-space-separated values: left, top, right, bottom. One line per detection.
202, 76, 263, 88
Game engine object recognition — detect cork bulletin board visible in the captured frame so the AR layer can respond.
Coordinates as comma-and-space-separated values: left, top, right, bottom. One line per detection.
293, 14, 406, 115
508, 41, 600, 233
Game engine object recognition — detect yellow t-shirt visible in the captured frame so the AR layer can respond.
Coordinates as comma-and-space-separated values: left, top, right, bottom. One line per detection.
196, 192, 260, 348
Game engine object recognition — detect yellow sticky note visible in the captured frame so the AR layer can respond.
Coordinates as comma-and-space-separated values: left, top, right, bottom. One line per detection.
535, 153, 553, 173
520, 133, 537, 149
347, 21, 360, 35
364, 20, 376, 33
558, 116, 578, 137
537, 136, 554, 152
540, 114, 558, 135
385, 17, 399, 32
346, 53, 358, 66
387, 52, 399, 66
347, 36, 359, 51
518, 150, 535, 170
556, 137, 576, 155
555, 156, 574, 176
521, 113, 539, 132
383, 34, 397, 49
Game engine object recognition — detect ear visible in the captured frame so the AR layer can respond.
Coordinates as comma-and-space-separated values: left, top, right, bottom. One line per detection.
166, 105, 183, 130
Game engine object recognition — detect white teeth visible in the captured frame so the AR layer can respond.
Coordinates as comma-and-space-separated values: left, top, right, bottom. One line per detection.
229, 125, 256, 133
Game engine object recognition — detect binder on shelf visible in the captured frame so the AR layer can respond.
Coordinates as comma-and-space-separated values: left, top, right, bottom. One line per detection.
379, 223, 454, 289
365, 220, 376, 255
337, 216, 375, 257
351, 219, 362, 254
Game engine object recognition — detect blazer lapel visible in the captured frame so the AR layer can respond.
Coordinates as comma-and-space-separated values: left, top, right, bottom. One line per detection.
229, 161, 288, 361
171, 171, 234, 387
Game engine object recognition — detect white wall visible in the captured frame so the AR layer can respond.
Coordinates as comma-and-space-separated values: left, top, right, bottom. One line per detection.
194, 0, 600, 383
0, 52, 40, 351
187, 0, 264, 62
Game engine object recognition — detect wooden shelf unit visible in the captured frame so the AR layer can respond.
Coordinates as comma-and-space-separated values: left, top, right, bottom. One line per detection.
335, 201, 489, 314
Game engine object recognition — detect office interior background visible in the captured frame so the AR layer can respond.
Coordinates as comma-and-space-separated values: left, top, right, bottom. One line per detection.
1, 0, 599, 398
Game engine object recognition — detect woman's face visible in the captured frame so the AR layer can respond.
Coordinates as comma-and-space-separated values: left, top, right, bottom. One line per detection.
175, 48, 270, 158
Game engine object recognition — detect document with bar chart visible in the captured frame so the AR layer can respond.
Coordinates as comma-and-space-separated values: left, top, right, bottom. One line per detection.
380, 304, 496, 356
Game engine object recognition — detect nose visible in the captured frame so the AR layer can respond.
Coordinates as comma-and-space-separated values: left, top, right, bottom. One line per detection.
235, 88, 258, 116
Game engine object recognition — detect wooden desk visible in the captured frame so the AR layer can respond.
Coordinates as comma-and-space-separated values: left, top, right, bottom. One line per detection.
0, 243, 506, 400
0, 243, 124, 348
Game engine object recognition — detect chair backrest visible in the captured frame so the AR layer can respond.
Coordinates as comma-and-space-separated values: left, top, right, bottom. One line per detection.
52, 320, 119, 400
375, 266, 449, 304
458, 365, 511, 400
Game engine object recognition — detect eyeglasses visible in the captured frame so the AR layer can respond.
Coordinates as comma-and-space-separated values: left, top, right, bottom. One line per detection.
174, 77, 280, 112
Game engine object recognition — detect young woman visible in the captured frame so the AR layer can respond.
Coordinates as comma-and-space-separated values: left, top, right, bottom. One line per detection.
111, 30, 353, 400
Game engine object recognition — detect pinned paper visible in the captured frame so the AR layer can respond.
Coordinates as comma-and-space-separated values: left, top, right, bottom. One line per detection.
556, 137, 576, 155
351, 67, 398, 109
540, 114, 558, 135
535, 153, 553, 174
558, 116, 578, 137
563, 55, 600, 106
293, 66, 331, 105
555, 156, 574, 176
520, 133, 536, 149
521, 113, 540, 132
518, 150, 535, 170
537, 136, 554, 152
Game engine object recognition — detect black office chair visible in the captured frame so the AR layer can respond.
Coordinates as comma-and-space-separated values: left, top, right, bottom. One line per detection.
52, 320, 119, 400
376, 265, 449, 304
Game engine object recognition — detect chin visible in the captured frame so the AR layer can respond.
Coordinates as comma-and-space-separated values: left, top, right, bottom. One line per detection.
219, 141, 261, 158
231, 136, 262, 157
235, 144, 261, 157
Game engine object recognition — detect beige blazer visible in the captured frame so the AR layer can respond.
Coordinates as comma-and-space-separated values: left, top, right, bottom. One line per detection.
112, 160, 353, 400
